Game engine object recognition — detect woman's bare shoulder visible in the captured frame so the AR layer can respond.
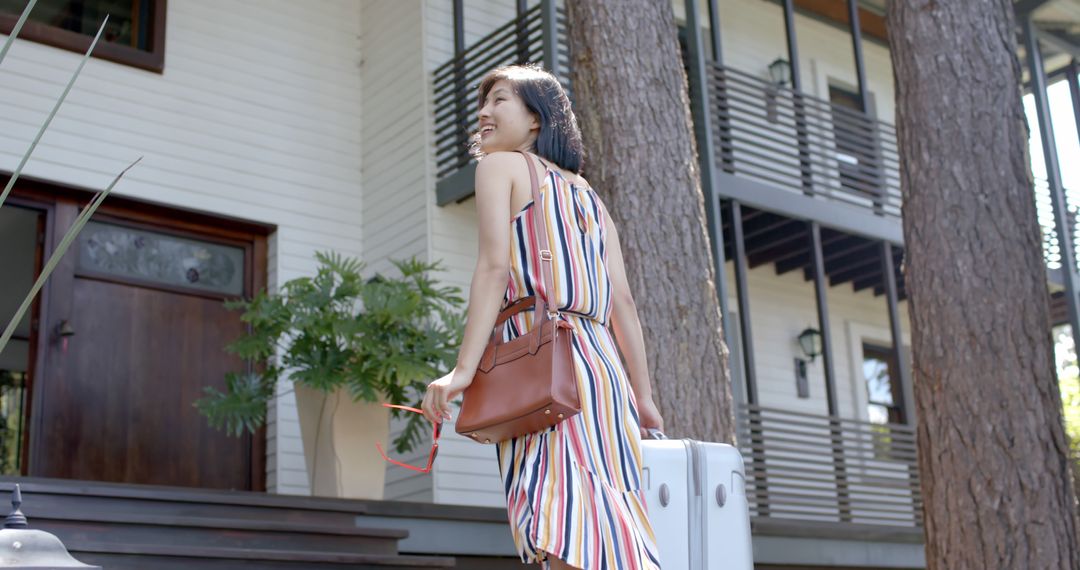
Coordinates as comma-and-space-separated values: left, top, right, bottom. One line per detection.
476, 151, 525, 177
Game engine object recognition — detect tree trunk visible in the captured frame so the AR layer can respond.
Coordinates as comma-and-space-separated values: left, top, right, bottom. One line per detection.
887, 1, 1080, 567
564, 1, 736, 443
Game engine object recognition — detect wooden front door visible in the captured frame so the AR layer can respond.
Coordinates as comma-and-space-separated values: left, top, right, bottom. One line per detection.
24, 193, 268, 491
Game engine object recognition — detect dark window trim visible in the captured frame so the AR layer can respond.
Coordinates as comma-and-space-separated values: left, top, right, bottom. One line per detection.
0, 0, 167, 73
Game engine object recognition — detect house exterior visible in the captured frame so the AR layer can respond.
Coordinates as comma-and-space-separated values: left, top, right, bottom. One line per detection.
0, 0, 1077, 568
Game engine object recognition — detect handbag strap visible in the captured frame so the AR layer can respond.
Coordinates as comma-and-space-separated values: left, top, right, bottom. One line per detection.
516, 150, 557, 327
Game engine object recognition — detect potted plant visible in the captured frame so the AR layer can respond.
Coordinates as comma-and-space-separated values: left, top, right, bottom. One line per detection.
196, 252, 464, 499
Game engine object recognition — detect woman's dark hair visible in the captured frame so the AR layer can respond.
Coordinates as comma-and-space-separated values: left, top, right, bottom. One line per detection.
468, 63, 584, 173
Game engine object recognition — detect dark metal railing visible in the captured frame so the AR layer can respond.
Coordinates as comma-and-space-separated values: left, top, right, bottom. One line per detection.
431, 10, 900, 223
432, 2, 568, 182
737, 403, 923, 527
432, 9, 1074, 272
1034, 176, 1080, 273
707, 64, 902, 220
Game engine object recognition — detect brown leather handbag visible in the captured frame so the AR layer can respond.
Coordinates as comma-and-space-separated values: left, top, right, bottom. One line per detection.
455, 151, 582, 444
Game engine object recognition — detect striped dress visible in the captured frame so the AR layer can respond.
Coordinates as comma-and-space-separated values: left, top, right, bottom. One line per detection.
496, 162, 662, 569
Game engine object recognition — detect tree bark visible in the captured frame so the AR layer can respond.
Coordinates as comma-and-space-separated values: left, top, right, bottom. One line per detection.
887, 1, 1080, 567
564, 1, 736, 443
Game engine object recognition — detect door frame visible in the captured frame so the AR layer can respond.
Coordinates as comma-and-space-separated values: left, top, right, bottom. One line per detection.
4, 173, 274, 492
2, 194, 52, 477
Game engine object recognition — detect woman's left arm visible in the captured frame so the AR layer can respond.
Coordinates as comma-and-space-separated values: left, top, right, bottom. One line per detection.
421, 151, 517, 424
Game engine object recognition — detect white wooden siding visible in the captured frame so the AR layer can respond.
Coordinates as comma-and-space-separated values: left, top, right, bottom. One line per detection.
0, 0, 365, 496
422, 0, 519, 509
360, 0, 436, 503
723, 260, 910, 420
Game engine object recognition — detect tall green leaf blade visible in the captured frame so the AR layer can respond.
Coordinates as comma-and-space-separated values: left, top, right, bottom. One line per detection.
0, 0, 39, 66
0, 14, 109, 210
0, 156, 142, 356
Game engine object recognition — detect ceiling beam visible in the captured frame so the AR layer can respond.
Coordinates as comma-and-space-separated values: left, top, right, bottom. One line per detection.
1016, 0, 1052, 18
1036, 25, 1080, 60
853, 270, 883, 292
747, 231, 808, 268
823, 251, 882, 285
774, 233, 854, 275
790, 0, 888, 43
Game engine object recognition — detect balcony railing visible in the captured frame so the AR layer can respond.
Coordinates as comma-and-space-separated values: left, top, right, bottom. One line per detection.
431, 7, 1080, 259
431, 10, 901, 222
432, 2, 568, 191
1034, 176, 1080, 273
708, 64, 902, 220
737, 404, 923, 528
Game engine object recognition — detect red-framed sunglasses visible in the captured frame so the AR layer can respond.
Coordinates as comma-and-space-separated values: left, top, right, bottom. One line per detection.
375, 403, 441, 474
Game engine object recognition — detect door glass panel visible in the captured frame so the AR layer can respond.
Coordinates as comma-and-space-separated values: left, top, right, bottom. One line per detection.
0, 206, 41, 476
77, 221, 244, 295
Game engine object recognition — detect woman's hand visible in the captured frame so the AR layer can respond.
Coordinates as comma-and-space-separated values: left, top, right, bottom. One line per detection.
637, 396, 665, 439
421, 369, 473, 424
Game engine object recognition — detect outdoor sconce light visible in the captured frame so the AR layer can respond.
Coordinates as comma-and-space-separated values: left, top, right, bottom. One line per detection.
766, 57, 792, 123
768, 57, 792, 87
798, 327, 823, 362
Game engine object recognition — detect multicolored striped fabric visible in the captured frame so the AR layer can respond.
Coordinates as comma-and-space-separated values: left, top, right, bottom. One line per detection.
496, 155, 661, 569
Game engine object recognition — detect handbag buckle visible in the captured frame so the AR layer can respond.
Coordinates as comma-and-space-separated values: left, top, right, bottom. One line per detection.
539, 250, 553, 261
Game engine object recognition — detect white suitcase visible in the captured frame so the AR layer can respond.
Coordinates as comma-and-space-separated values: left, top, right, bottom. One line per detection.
640, 430, 754, 569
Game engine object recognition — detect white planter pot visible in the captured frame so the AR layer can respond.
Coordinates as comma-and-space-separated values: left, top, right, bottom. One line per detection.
294, 383, 389, 500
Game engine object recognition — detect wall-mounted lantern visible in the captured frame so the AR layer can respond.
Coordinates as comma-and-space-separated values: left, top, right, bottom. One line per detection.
768, 57, 792, 87
798, 327, 823, 362
766, 57, 793, 123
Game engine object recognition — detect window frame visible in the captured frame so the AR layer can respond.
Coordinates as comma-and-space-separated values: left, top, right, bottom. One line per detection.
0, 0, 166, 73
862, 342, 906, 425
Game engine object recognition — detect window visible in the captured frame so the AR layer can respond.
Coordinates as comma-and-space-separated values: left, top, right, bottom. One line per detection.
862, 343, 905, 425
863, 343, 907, 461
828, 83, 884, 206
0, 0, 165, 72
0, 371, 27, 476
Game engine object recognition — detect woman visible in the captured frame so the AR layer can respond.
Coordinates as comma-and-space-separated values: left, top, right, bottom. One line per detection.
420, 63, 663, 570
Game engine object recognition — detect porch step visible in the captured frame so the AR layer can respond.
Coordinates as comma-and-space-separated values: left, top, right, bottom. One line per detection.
1, 478, 372, 526
66, 542, 455, 569
31, 511, 407, 555
0, 478, 461, 569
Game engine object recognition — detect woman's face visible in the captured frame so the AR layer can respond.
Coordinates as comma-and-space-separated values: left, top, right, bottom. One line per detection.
477, 79, 539, 154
